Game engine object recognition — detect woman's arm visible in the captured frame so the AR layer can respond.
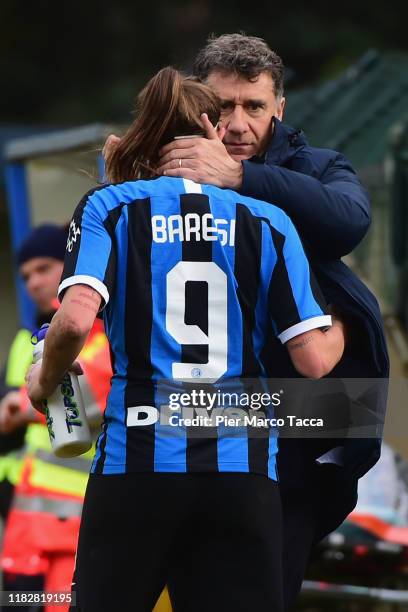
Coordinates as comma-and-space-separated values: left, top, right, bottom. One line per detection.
286, 318, 345, 379
26, 284, 101, 410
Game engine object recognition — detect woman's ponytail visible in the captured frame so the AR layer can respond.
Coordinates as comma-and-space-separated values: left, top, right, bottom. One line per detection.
106, 66, 220, 182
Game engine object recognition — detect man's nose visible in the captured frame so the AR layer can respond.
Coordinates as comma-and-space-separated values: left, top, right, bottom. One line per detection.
227, 106, 248, 135
27, 274, 41, 294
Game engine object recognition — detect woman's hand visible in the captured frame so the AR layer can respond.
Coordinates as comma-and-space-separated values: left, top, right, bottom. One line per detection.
25, 361, 83, 414
329, 304, 348, 346
25, 363, 49, 413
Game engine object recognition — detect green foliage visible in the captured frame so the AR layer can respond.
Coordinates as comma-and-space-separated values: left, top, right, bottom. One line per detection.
2, 0, 407, 124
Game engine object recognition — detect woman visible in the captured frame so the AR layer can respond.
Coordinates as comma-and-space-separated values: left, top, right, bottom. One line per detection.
26, 67, 345, 612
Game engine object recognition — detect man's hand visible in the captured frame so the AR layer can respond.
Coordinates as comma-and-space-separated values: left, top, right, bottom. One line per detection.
0, 391, 29, 433
157, 114, 243, 189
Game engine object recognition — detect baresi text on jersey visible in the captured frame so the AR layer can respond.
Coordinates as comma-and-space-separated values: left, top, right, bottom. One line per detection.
151, 213, 235, 246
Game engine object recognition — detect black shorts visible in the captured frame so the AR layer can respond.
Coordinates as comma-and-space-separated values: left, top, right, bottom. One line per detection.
71, 472, 283, 612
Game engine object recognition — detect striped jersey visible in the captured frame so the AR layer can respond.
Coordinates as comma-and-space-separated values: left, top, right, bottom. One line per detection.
59, 177, 331, 479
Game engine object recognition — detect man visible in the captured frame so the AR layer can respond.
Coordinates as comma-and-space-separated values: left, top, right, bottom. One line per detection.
0, 225, 71, 603
0, 224, 69, 519
0, 225, 113, 612
153, 33, 389, 609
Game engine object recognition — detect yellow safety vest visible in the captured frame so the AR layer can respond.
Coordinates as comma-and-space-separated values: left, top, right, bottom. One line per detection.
5, 329, 33, 388
2, 328, 93, 496
1, 329, 33, 485
23, 423, 92, 499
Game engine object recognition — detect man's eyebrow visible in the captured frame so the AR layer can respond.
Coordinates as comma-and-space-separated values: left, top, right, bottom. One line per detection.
243, 99, 266, 106
219, 97, 266, 106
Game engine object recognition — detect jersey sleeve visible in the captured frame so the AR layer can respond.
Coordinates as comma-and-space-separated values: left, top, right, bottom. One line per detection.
268, 218, 332, 343
58, 191, 116, 308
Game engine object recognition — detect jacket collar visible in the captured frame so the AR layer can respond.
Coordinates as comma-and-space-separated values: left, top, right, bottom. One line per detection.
251, 117, 308, 166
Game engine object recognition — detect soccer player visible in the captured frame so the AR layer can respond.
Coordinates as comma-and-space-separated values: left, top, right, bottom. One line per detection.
26, 67, 345, 612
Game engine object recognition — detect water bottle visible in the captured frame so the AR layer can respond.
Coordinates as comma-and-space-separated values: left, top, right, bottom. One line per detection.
32, 324, 92, 458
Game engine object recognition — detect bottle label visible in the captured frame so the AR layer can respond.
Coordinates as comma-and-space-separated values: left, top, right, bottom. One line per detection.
60, 373, 83, 433
44, 400, 55, 440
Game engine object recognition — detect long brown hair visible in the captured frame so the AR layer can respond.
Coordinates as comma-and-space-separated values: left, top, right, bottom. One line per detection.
106, 66, 220, 182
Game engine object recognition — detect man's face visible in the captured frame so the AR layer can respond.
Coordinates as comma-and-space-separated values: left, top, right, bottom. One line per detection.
206, 70, 285, 161
19, 257, 63, 314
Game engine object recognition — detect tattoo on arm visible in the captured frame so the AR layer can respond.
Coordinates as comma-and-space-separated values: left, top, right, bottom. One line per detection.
288, 335, 314, 351
78, 290, 100, 305
68, 298, 99, 314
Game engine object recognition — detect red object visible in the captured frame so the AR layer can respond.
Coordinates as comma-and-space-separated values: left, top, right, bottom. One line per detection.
1, 457, 82, 575
44, 552, 75, 612
353, 544, 369, 556
348, 512, 408, 546
3, 553, 75, 612
1, 318, 112, 597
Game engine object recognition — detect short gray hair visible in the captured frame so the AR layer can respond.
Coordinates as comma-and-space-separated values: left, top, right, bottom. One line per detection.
193, 33, 285, 98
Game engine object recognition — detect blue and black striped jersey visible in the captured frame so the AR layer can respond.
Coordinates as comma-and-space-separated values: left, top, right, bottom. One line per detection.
59, 177, 331, 478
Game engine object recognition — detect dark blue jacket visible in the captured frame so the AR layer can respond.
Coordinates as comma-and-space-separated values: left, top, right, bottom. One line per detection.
240, 119, 389, 532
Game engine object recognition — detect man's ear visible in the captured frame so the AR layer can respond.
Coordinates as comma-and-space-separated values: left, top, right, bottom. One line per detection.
277, 97, 285, 121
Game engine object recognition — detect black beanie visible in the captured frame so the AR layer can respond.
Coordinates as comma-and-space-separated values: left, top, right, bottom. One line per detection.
17, 224, 68, 266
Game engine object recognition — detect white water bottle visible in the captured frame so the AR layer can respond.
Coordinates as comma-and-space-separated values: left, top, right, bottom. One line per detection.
32, 325, 92, 458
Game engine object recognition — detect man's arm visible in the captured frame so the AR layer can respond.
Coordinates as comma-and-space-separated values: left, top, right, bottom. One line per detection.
26, 285, 101, 409
158, 148, 370, 260
240, 155, 370, 259
154, 116, 370, 260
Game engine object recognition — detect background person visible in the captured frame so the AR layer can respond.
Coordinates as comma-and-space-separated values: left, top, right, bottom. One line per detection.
0, 224, 68, 607
0, 225, 112, 612
0, 225, 68, 522
27, 66, 345, 612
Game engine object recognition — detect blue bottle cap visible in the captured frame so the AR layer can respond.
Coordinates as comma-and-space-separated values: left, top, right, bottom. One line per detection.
31, 323, 50, 345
